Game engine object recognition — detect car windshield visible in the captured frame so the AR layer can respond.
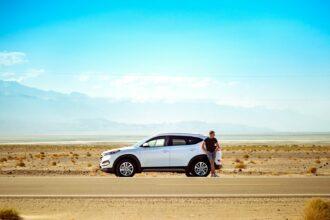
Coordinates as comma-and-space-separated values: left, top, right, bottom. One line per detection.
132, 135, 154, 147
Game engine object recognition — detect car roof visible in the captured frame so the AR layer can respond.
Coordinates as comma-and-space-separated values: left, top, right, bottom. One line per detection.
155, 133, 207, 139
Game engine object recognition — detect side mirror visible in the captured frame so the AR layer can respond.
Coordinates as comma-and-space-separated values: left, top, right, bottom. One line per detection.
142, 142, 149, 147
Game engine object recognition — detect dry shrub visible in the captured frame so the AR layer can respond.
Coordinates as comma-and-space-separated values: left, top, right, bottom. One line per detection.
51, 161, 57, 166
235, 162, 246, 169
87, 163, 92, 167
234, 158, 241, 163
16, 161, 25, 167
315, 159, 321, 164
86, 152, 92, 157
303, 198, 330, 220
0, 208, 21, 220
249, 160, 256, 164
308, 167, 317, 175
35, 153, 45, 160
243, 154, 249, 159
0, 158, 7, 163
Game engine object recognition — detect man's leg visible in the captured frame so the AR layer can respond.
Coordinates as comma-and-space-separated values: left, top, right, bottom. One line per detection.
210, 159, 215, 175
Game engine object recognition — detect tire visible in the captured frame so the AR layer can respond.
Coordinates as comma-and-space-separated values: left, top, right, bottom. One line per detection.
185, 168, 193, 177
190, 159, 210, 177
115, 158, 136, 177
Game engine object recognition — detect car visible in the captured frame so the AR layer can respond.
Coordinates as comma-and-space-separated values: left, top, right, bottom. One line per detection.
99, 133, 222, 177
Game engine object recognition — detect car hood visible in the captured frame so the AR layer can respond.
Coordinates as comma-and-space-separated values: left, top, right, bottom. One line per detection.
102, 145, 137, 156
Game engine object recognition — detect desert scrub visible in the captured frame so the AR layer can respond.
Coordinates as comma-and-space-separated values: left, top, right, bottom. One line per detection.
303, 198, 330, 220
234, 158, 241, 163
243, 154, 249, 159
86, 152, 92, 157
308, 167, 317, 175
315, 159, 321, 164
87, 163, 92, 167
0, 207, 21, 220
235, 162, 246, 169
0, 158, 7, 163
16, 161, 25, 167
51, 161, 57, 166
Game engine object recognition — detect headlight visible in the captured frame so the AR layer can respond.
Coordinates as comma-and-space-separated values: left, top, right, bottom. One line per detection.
103, 150, 120, 156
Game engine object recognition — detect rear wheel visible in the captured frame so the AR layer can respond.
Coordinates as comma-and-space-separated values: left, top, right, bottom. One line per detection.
115, 159, 136, 177
190, 159, 210, 177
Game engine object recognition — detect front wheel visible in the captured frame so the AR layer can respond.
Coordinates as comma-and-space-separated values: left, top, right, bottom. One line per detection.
191, 160, 210, 177
115, 159, 136, 177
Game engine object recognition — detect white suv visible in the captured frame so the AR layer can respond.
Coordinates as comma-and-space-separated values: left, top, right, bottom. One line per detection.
100, 133, 222, 177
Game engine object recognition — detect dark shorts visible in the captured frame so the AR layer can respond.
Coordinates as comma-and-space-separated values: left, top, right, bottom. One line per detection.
206, 151, 216, 161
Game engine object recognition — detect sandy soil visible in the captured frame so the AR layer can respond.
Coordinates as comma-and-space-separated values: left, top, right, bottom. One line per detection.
0, 144, 329, 176
0, 197, 320, 220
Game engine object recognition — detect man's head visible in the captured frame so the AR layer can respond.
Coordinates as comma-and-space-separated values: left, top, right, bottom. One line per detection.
209, 130, 215, 138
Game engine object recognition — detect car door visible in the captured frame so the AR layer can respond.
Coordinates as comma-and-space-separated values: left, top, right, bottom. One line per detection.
136, 136, 170, 167
168, 136, 202, 167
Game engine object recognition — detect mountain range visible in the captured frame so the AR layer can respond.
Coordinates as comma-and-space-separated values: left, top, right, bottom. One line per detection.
0, 80, 329, 135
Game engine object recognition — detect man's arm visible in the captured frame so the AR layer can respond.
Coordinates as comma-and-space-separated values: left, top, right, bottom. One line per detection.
216, 141, 221, 151
201, 141, 207, 152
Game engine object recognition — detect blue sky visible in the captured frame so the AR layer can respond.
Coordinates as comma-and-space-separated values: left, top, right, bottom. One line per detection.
0, 0, 330, 123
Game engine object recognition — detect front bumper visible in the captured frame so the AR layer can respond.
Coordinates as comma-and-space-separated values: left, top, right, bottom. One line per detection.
100, 167, 114, 173
99, 155, 114, 171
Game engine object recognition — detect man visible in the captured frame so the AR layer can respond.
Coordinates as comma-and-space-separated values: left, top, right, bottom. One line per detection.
201, 130, 220, 177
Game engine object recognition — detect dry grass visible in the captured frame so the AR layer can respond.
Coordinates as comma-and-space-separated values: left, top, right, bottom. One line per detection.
315, 159, 321, 164
308, 167, 317, 175
51, 161, 57, 166
0, 207, 21, 220
86, 152, 92, 157
303, 198, 330, 220
87, 163, 92, 167
16, 161, 25, 167
235, 162, 247, 169
243, 154, 249, 159
0, 158, 7, 163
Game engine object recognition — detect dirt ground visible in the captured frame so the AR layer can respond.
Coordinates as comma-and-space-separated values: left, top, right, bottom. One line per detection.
0, 197, 320, 220
0, 144, 329, 176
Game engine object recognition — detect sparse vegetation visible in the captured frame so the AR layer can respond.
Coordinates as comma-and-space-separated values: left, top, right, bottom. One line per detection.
51, 161, 57, 166
303, 198, 330, 220
87, 163, 92, 167
86, 152, 92, 157
0, 158, 7, 163
0, 208, 21, 220
235, 162, 246, 169
307, 167, 317, 175
234, 158, 241, 163
243, 154, 249, 159
315, 159, 321, 164
16, 161, 25, 167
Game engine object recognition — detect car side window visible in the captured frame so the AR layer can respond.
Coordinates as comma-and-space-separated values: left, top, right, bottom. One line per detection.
144, 137, 165, 147
169, 136, 203, 146
187, 137, 203, 145
172, 138, 187, 146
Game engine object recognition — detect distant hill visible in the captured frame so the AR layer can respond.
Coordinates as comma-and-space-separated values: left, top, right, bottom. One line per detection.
0, 80, 329, 135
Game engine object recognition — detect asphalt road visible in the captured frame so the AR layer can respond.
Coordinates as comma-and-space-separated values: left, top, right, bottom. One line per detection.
0, 177, 329, 197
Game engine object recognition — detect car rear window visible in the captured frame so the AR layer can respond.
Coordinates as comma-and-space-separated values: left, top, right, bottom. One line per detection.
187, 136, 203, 145
170, 136, 203, 146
